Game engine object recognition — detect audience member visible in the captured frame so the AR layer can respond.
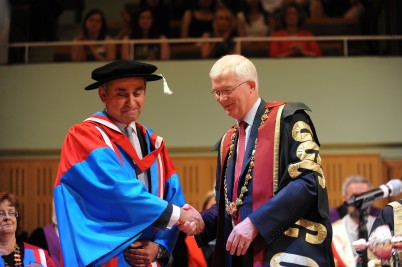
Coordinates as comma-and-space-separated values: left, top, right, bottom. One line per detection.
329, 176, 381, 223
236, 0, 274, 37
71, 8, 116, 62
140, 0, 172, 37
27, 201, 61, 267
120, 7, 170, 60
270, 2, 321, 58
331, 175, 378, 267
181, 0, 217, 38
201, 7, 237, 59
0, 192, 56, 266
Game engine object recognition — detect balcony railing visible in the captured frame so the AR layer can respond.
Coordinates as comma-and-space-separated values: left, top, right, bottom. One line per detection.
3, 35, 402, 64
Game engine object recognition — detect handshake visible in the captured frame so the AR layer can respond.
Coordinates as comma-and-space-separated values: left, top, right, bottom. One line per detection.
177, 204, 205, 236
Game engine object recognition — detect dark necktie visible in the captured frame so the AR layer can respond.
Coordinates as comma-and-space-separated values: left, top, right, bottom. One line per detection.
233, 121, 247, 201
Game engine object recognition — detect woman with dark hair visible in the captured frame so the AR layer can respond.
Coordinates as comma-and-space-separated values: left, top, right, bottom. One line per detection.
120, 7, 170, 60
270, 2, 321, 58
71, 8, 116, 61
0, 192, 56, 266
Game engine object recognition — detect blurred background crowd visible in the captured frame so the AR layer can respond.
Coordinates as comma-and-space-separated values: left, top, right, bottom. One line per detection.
2, 0, 401, 63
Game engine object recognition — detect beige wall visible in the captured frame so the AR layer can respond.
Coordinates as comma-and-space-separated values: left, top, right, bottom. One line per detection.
1, 57, 402, 157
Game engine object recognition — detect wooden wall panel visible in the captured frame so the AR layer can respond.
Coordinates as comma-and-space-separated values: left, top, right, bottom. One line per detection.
0, 159, 59, 234
172, 157, 217, 211
322, 154, 385, 209
1, 155, 400, 236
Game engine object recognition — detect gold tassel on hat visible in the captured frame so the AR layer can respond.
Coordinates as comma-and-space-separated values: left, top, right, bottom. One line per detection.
159, 74, 173, 95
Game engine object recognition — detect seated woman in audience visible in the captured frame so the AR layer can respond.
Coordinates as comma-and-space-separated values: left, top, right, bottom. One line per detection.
201, 6, 237, 59
71, 8, 116, 62
270, 2, 321, 58
181, 0, 217, 38
0, 192, 56, 266
120, 7, 170, 60
236, 0, 275, 37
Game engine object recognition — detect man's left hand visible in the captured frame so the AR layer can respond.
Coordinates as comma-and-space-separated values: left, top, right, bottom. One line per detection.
124, 240, 158, 267
226, 217, 258, 256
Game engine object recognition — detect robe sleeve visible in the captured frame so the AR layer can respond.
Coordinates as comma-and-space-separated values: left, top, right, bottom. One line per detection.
248, 110, 324, 245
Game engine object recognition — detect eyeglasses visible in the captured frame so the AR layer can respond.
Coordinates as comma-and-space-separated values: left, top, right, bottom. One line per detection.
211, 80, 248, 98
0, 210, 19, 219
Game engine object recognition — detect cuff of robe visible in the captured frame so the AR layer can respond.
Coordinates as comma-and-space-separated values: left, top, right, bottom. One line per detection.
167, 205, 180, 229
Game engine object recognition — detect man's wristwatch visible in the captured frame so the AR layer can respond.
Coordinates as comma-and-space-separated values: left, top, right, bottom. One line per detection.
156, 244, 167, 260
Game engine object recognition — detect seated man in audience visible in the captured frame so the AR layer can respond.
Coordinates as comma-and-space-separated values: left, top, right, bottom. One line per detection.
329, 175, 381, 223
331, 175, 379, 266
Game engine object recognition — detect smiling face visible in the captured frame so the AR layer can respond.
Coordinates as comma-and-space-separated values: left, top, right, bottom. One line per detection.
211, 72, 257, 121
99, 77, 147, 125
0, 199, 18, 237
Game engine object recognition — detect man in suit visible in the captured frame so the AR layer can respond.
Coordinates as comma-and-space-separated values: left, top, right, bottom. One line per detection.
181, 54, 334, 266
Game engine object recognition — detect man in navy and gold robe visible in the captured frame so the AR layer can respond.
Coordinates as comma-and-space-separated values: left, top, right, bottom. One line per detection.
189, 55, 335, 267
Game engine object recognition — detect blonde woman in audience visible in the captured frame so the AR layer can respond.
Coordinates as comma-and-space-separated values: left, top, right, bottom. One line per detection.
71, 8, 116, 62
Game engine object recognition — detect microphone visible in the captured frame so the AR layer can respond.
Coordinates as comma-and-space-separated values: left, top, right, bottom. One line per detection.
344, 179, 402, 208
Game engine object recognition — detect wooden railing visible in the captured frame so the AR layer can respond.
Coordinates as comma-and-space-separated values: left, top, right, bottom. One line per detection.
1, 154, 401, 235
5, 35, 402, 64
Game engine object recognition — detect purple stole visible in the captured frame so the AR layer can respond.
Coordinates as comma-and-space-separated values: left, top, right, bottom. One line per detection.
220, 101, 286, 266
43, 224, 61, 266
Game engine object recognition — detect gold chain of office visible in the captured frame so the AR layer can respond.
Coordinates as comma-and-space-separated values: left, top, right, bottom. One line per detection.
224, 107, 270, 218
2, 244, 22, 267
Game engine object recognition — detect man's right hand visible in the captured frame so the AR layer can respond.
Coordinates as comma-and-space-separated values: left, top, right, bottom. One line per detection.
177, 203, 204, 235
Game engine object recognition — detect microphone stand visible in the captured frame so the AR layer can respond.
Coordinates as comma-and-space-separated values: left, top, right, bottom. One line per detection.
356, 205, 369, 267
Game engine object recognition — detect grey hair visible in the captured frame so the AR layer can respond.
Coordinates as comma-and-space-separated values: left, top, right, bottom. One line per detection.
209, 54, 259, 89
342, 175, 373, 196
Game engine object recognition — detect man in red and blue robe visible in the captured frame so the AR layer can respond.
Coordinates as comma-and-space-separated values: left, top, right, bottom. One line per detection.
54, 60, 189, 267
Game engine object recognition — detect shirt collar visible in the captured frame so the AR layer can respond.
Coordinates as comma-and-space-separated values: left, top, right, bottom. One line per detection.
115, 121, 137, 135
239, 98, 261, 127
